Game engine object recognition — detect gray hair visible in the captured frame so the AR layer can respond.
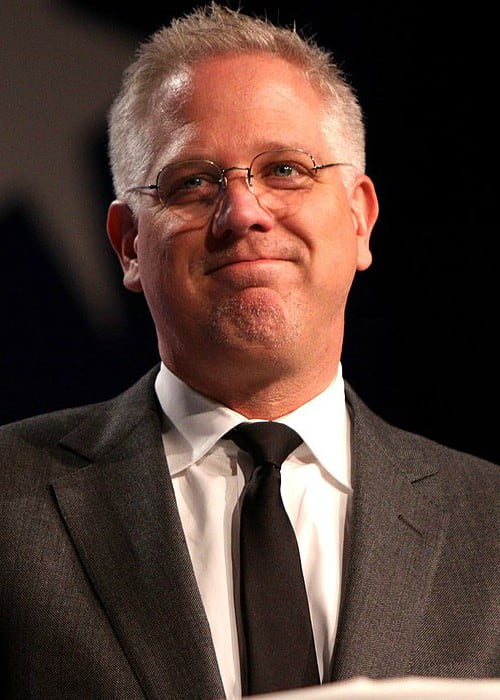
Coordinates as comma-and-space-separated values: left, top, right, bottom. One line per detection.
108, 3, 366, 210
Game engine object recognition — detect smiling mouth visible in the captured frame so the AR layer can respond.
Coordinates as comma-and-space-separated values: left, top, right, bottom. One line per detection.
206, 255, 295, 275
212, 258, 269, 271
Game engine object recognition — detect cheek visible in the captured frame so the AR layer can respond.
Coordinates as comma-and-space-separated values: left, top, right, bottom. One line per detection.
297, 197, 358, 261
133, 221, 171, 308
136, 216, 209, 308
136, 234, 163, 285
136, 213, 180, 275
304, 209, 360, 301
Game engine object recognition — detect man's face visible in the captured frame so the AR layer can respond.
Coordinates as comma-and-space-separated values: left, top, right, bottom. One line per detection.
108, 53, 378, 395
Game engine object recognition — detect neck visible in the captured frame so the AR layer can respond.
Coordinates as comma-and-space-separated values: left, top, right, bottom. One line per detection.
162, 350, 340, 420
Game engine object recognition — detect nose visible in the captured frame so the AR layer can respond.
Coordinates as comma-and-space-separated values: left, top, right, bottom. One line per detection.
210, 174, 275, 240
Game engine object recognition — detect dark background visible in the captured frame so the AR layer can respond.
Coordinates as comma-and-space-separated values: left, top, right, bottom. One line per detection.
2, 1, 498, 464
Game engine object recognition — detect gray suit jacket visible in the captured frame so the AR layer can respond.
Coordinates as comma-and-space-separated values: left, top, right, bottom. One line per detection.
1, 367, 498, 698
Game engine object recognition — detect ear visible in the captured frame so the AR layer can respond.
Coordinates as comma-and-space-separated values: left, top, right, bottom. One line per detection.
350, 175, 379, 271
107, 200, 143, 292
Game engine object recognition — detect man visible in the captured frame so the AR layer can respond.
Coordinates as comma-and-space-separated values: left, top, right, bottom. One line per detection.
0, 4, 498, 699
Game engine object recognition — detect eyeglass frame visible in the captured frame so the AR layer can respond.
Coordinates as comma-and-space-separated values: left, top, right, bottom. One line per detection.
125, 147, 352, 208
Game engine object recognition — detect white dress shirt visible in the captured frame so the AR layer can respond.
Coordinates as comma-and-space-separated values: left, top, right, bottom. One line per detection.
155, 363, 352, 699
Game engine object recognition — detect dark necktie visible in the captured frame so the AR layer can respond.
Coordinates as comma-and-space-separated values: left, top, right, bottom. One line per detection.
227, 421, 320, 696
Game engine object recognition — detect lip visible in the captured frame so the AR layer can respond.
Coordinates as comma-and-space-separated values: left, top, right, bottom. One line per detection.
205, 254, 293, 275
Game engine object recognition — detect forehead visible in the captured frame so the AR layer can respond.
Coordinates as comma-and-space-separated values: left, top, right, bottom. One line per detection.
151, 53, 332, 164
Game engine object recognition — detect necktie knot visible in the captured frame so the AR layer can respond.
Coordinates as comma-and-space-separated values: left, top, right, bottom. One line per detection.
227, 421, 302, 469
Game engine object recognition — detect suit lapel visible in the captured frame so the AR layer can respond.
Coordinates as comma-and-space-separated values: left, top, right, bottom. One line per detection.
331, 387, 450, 679
52, 372, 225, 700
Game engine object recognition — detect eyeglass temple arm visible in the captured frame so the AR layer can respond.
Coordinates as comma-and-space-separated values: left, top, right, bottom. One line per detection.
125, 184, 158, 194
313, 162, 352, 172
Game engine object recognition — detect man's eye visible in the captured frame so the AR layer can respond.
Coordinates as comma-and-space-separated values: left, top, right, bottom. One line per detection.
261, 161, 310, 179
179, 175, 210, 190
271, 162, 306, 177
164, 173, 220, 201
256, 161, 311, 189
274, 163, 297, 177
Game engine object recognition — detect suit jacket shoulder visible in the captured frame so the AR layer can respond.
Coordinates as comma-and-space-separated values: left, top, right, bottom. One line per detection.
332, 383, 499, 680
0, 366, 225, 700
345, 382, 499, 502
0, 367, 159, 458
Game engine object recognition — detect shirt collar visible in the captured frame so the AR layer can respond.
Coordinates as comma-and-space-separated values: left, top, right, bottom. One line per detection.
154, 362, 351, 489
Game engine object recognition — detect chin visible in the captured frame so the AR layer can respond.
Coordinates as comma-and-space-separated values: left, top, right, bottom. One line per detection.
207, 294, 300, 351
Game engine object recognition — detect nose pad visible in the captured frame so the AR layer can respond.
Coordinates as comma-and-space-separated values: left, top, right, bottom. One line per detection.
210, 177, 274, 239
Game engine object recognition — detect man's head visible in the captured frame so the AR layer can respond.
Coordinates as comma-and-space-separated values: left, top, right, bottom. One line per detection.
106, 4, 378, 416
108, 3, 366, 209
